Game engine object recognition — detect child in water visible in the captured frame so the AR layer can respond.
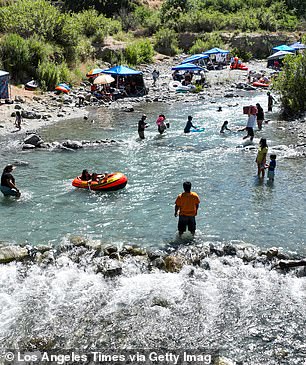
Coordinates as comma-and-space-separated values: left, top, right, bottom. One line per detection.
256, 138, 268, 178
220, 121, 231, 134
267, 154, 277, 181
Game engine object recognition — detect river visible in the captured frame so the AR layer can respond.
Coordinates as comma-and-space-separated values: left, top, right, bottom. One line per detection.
0, 92, 305, 364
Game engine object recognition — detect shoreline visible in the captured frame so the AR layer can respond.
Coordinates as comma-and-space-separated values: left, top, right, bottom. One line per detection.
1, 59, 305, 154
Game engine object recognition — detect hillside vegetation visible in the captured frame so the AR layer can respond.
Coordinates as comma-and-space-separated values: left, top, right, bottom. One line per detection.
0, 0, 305, 89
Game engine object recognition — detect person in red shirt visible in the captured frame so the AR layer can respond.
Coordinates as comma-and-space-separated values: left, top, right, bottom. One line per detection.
175, 181, 200, 236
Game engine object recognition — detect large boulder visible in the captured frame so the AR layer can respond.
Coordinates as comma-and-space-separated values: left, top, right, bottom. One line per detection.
0, 246, 29, 263
24, 134, 44, 147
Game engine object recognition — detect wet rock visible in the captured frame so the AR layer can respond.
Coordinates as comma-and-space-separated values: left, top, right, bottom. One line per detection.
62, 140, 83, 149
14, 104, 22, 110
22, 144, 36, 150
35, 244, 52, 253
85, 240, 102, 251
69, 235, 88, 247
164, 255, 183, 272
24, 134, 44, 147
0, 245, 29, 263
104, 245, 118, 256
266, 247, 279, 260
223, 244, 237, 256
97, 258, 122, 277
121, 245, 146, 256
214, 357, 235, 365
150, 257, 166, 270
25, 336, 55, 350
199, 260, 210, 270
152, 297, 170, 307
209, 243, 224, 257
147, 249, 164, 261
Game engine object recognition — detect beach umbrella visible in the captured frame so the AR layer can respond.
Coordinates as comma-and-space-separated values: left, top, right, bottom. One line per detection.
272, 44, 295, 52
172, 63, 204, 71
181, 54, 209, 64
267, 51, 293, 60
58, 83, 70, 90
86, 68, 104, 78
203, 47, 230, 55
290, 42, 306, 50
93, 74, 115, 85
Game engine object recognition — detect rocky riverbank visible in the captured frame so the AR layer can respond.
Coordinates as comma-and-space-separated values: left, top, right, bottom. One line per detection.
0, 235, 305, 277
1, 58, 306, 157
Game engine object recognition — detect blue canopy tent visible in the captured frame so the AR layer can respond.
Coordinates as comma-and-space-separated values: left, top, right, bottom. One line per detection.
172, 63, 204, 71
181, 54, 209, 64
272, 44, 295, 52
0, 70, 10, 99
203, 47, 230, 55
290, 42, 306, 50
102, 65, 146, 96
267, 50, 294, 68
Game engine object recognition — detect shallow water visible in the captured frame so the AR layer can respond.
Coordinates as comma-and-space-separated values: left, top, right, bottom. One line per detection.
0, 92, 306, 363
0, 93, 305, 252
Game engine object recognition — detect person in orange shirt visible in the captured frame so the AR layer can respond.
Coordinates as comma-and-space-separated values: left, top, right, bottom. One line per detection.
174, 181, 200, 236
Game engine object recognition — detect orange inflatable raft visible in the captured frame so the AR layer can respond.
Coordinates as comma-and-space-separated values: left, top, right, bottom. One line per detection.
252, 81, 270, 88
72, 172, 127, 191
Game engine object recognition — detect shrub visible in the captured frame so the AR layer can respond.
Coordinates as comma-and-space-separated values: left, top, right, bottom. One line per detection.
125, 39, 154, 65
37, 61, 71, 90
178, 10, 225, 32
154, 28, 180, 56
0, 33, 30, 81
231, 47, 252, 61
273, 53, 306, 117
189, 33, 224, 54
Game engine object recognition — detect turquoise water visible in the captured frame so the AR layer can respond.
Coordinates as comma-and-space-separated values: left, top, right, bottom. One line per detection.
0, 93, 305, 253
1, 93, 306, 362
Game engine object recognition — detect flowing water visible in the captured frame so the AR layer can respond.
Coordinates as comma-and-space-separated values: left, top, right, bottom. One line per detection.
0, 91, 306, 364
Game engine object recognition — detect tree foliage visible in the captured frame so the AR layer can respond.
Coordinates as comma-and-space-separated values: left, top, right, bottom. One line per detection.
273, 53, 306, 117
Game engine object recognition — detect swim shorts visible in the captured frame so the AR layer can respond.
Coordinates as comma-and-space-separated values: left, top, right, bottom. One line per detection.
0, 185, 19, 196
178, 215, 196, 234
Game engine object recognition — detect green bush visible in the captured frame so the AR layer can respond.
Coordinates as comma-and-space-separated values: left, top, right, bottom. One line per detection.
0, 33, 30, 81
154, 28, 180, 56
273, 53, 306, 117
189, 34, 224, 54
37, 61, 71, 90
178, 10, 225, 32
125, 39, 154, 65
231, 47, 252, 61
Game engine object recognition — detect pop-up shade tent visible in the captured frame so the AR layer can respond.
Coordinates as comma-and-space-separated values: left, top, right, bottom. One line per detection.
290, 42, 306, 50
272, 44, 295, 52
102, 65, 143, 76
172, 63, 204, 71
267, 50, 293, 60
0, 70, 10, 99
181, 54, 209, 64
102, 65, 146, 96
203, 47, 230, 55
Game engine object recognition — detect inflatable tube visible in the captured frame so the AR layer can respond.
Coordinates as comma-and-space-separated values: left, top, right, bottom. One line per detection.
55, 86, 69, 94
190, 127, 205, 133
72, 172, 127, 191
169, 81, 182, 91
252, 82, 270, 88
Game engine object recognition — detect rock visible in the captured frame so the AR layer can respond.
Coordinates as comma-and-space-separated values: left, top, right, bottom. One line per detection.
224, 93, 234, 98
164, 255, 183, 272
104, 245, 118, 256
33, 96, 42, 102
21, 111, 41, 119
147, 249, 164, 261
24, 134, 44, 147
151, 257, 166, 270
35, 245, 52, 253
85, 240, 102, 251
97, 259, 122, 277
22, 144, 36, 150
223, 244, 237, 256
62, 140, 83, 149
0, 245, 29, 263
15, 96, 25, 103
266, 247, 279, 260
69, 235, 87, 247
214, 357, 235, 365
14, 104, 22, 110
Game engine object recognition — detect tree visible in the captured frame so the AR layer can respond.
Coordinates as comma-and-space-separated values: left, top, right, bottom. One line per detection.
273, 52, 306, 117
